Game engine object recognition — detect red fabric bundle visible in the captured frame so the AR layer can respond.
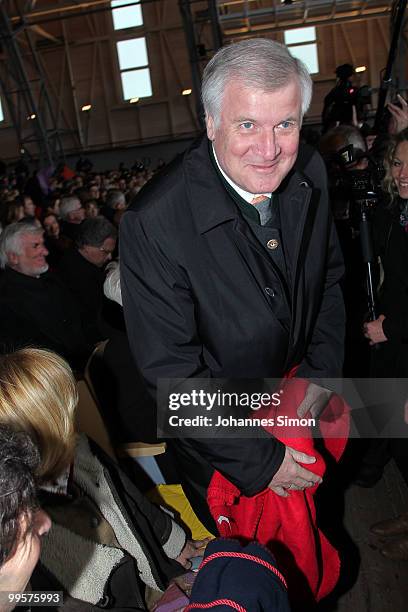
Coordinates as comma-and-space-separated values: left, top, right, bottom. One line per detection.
207, 378, 349, 605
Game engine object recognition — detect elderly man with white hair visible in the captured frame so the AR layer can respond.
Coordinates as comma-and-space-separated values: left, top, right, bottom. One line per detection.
0, 219, 92, 371
121, 39, 345, 531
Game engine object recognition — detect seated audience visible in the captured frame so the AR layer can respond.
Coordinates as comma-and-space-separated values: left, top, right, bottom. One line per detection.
0, 348, 206, 609
43, 213, 60, 238
43, 213, 72, 266
59, 196, 85, 241
88, 183, 100, 201
0, 219, 93, 372
0, 426, 51, 612
84, 199, 100, 218
22, 194, 36, 219
102, 189, 127, 225
1, 200, 24, 227
106, 189, 126, 211
57, 216, 117, 343
44, 195, 61, 218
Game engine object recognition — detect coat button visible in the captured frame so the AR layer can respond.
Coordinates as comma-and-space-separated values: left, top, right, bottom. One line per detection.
265, 287, 275, 297
266, 239, 279, 250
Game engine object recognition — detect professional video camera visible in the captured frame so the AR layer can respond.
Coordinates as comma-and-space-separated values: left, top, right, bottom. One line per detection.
332, 144, 385, 220
327, 143, 385, 322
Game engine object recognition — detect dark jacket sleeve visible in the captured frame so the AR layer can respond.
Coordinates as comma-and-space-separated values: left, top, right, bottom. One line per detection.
90, 438, 187, 560
296, 219, 346, 379
296, 152, 346, 379
382, 316, 408, 341
120, 212, 285, 495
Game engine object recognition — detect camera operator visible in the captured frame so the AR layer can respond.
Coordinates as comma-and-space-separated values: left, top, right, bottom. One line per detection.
320, 125, 374, 376
322, 64, 372, 133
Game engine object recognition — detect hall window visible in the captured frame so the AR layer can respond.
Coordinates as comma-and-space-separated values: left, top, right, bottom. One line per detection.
111, 0, 143, 30
0, 98, 3, 122
284, 27, 319, 75
116, 37, 152, 100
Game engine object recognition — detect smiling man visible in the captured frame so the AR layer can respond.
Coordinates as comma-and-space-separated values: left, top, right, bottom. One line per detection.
206, 79, 302, 195
0, 220, 93, 371
121, 39, 345, 530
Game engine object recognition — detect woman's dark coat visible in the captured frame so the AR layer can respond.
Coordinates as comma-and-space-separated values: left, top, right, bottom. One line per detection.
372, 201, 408, 377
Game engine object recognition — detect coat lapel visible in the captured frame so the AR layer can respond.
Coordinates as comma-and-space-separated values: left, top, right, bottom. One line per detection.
186, 137, 318, 343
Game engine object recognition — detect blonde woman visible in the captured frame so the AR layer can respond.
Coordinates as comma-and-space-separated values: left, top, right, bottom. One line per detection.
362, 129, 408, 560
363, 129, 408, 371
0, 348, 204, 610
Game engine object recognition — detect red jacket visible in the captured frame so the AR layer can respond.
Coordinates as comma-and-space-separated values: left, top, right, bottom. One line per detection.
207, 378, 349, 606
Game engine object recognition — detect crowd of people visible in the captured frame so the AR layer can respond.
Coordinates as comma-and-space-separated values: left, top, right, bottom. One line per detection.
0, 163, 160, 367
0, 36, 408, 611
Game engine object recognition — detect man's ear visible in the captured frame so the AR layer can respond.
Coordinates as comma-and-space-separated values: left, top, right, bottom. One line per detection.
206, 115, 216, 141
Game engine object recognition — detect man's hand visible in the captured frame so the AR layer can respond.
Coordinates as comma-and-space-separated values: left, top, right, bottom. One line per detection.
297, 382, 333, 419
363, 314, 387, 345
268, 446, 322, 497
175, 538, 211, 569
388, 95, 408, 134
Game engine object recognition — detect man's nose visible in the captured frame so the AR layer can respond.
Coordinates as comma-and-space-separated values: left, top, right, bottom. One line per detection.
258, 129, 279, 158
41, 245, 49, 256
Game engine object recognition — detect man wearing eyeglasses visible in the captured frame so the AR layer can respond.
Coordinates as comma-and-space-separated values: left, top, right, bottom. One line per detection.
57, 216, 117, 343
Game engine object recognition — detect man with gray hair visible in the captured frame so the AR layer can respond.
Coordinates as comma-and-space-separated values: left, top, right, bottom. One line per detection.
59, 195, 85, 241
0, 219, 92, 370
0, 218, 49, 277
105, 189, 126, 211
101, 189, 127, 226
121, 39, 345, 529
57, 217, 117, 342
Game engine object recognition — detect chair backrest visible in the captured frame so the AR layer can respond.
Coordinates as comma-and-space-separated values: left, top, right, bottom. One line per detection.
82, 340, 166, 460
75, 341, 116, 459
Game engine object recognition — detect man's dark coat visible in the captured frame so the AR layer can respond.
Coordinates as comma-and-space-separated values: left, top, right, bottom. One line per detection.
120, 136, 345, 527
57, 247, 105, 343
0, 267, 92, 371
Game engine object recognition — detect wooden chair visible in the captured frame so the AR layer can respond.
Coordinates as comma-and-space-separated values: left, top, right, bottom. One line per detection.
76, 340, 166, 462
